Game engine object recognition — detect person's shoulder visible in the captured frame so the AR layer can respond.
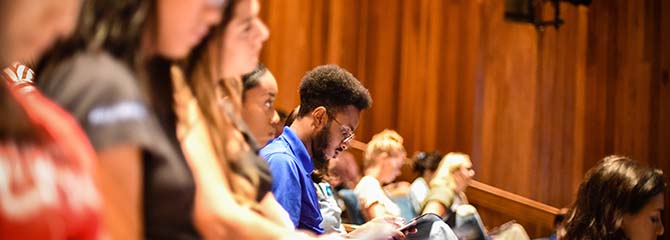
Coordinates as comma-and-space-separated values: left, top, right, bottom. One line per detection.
354, 176, 373, 190
71, 51, 135, 85
42, 51, 137, 93
412, 177, 427, 187
359, 176, 378, 185
264, 151, 298, 166
259, 137, 291, 158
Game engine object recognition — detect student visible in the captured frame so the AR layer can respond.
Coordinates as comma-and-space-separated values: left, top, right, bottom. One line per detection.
421, 152, 474, 219
562, 155, 665, 240
260, 64, 387, 233
421, 153, 529, 240
354, 129, 407, 220
409, 151, 443, 215
180, 1, 404, 239
0, 1, 99, 239
241, 63, 280, 147
36, 0, 223, 239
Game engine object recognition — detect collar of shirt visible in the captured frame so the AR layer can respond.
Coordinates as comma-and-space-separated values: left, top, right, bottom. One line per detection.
280, 126, 314, 175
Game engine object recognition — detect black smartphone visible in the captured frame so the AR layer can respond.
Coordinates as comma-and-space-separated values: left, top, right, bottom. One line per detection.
397, 213, 441, 231
397, 219, 417, 231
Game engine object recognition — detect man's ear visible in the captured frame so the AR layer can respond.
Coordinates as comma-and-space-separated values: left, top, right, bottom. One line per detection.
312, 106, 328, 129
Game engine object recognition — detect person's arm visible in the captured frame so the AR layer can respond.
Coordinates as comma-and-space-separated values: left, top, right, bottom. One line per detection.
422, 200, 448, 217
259, 193, 295, 229
96, 145, 143, 240
181, 123, 305, 239
365, 202, 391, 220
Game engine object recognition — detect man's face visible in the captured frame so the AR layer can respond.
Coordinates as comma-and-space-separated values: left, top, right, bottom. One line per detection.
312, 105, 360, 173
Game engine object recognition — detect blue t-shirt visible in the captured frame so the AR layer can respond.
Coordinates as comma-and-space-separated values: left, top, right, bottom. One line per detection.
259, 127, 325, 234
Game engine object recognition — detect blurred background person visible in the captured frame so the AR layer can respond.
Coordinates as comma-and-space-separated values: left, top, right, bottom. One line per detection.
562, 155, 665, 240
421, 153, 529, 240
409, 151, 443, 215
421, 152, 474, 220
354, 129, 407, 220
327, 150, 361, 191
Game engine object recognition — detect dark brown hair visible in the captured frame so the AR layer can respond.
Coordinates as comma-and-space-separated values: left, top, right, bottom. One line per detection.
562, 155, 665, 239
413, 151, 443, 174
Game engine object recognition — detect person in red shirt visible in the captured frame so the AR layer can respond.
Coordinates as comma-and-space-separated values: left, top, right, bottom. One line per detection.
1, 0, 102, 238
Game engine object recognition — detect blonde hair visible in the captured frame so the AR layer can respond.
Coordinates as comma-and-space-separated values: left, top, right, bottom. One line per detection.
430, 152, 472, 192
364, 129, 406, 168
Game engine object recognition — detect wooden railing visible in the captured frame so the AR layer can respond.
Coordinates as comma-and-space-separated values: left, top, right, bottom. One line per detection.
348, 139, 559, 237
467, 180, 559, 230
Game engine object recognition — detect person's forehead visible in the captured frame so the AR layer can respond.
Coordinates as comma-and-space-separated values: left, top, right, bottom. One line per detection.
335, 105, 360, 124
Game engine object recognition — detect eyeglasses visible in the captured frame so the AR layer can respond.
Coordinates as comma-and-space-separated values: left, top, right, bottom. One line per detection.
331, 117, 355, 144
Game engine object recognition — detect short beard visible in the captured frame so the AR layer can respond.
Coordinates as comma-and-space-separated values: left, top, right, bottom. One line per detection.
311, 121, 332, 182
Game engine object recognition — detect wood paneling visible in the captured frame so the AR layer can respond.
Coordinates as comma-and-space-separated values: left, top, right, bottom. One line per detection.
259, 0, 670, 238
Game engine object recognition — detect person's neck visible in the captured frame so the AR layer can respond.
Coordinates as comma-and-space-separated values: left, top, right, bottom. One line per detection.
423, 171, 434, 183
289, 118, 314, 157
364, 166, 383, 182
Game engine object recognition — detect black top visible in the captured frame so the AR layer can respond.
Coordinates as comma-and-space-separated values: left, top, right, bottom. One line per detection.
38, 51, 200, 240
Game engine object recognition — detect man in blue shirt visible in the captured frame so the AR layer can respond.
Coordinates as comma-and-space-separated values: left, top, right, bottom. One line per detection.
260, 64, 372, 234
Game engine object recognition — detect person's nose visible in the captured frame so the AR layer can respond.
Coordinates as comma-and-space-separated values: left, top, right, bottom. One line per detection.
657, 220, 664, 236
270, 110, 280, 125
258, 20, 270, 42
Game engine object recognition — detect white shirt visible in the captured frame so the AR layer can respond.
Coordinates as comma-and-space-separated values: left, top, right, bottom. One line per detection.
409, 177, 429, 214
354, 176, 401, 219
314, 182, 346, 234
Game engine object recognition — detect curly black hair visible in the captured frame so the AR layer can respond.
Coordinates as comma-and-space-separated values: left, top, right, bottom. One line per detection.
297, 64, 372, 117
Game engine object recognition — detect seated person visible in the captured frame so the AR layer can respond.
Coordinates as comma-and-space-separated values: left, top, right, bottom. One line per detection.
421, 152, 474, 222
421, 152, 530, 240
354, 129, 407, 220
561, 155, 665, 239
241, 63, 281, 148
324, 151, 367, 225
260, 64, 407, 237
328, 150, 361, 191
409, 151, 443, 215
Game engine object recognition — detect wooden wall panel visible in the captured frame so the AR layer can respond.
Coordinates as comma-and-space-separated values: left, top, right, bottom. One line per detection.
258, 0, 670, 238
658, 0, 670, 233
476, 0, 539, 199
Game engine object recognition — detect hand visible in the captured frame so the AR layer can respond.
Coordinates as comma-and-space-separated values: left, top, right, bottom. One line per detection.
347, 216, 406, 240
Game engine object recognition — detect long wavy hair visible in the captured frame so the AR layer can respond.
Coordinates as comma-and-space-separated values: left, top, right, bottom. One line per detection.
562, 155, 665, 240
182, 0, 269, 205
